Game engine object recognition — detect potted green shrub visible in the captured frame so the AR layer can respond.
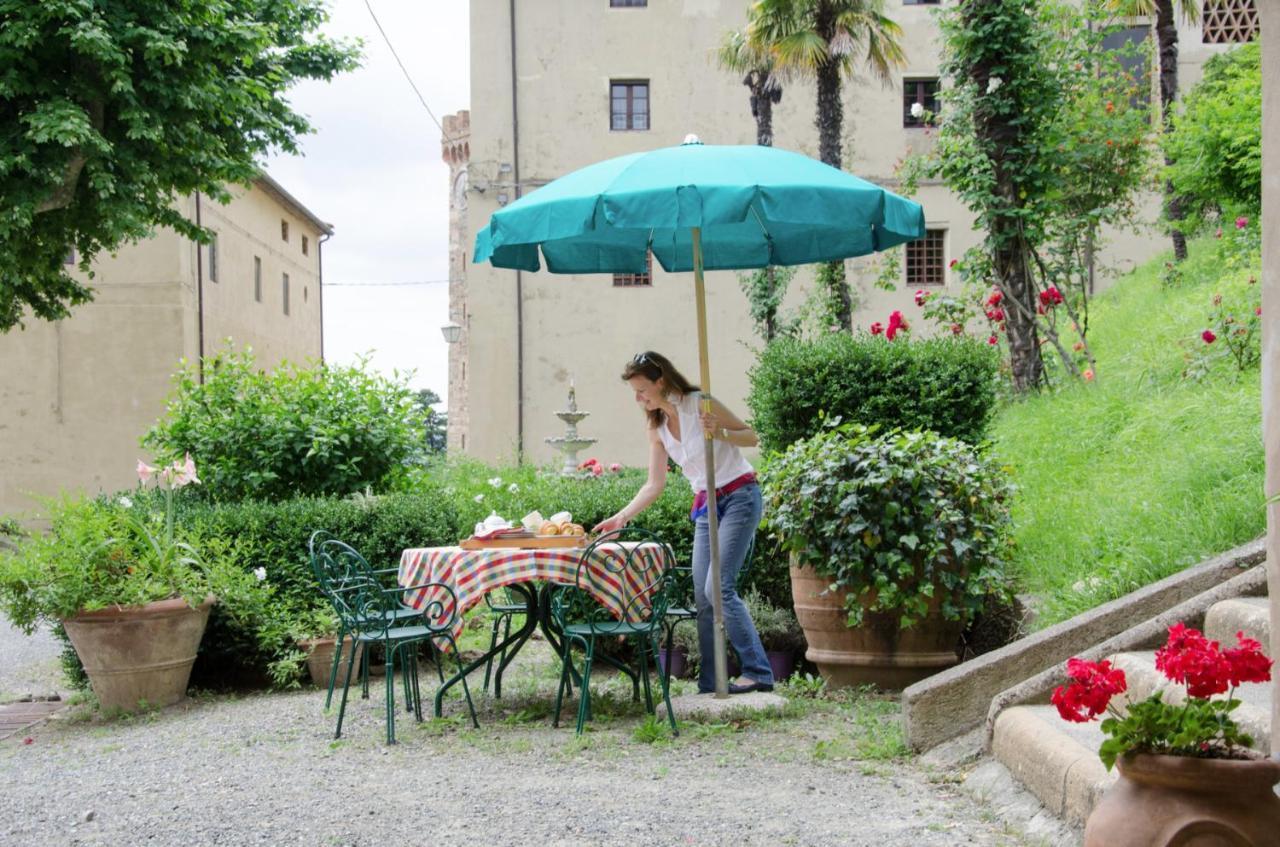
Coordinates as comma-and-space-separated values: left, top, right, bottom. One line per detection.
288, 606, 365, 689
762, 423, 1013, 689
742, 591, 805, 683
0, 457, 254, 711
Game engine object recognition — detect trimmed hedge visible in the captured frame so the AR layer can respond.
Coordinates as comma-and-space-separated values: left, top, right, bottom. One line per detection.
747, 334, 1000, 454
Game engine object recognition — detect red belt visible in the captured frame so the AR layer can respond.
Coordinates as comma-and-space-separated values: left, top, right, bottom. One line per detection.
690, 472, 757, 521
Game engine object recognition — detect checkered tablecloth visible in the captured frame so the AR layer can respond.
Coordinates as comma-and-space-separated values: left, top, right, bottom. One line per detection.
398, 542, 669, 643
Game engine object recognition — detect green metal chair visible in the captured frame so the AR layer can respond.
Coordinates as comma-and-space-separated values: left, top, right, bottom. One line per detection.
313, 538, 478, 744
481, 587, 528, 696
308, 530, 433, 709
550, 527, 679, 736
660, 536, 755, 682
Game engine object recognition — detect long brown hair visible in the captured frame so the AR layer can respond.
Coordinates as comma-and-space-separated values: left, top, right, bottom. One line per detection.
621, 351, 699, 429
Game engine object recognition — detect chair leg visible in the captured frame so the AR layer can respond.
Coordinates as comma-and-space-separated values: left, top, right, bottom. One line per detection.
656, 636, 679, 737
638, 640, 654, 714
443, 635, 479, 729
492, 613, 514, 698
361, 643, 372, 700
553, 642, 573, 729
402, 647, 415, 714
385, 643, 398, 745
334, 638, 360, 740
483, 613, 502, 693
324, 627, 348, 710
575, 641, 595, 736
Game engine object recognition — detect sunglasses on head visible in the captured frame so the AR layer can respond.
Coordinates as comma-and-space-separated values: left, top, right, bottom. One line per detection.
632, 352, 654, 366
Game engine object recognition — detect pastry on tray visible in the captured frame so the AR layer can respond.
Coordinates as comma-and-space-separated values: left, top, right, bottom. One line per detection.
538, 520, 561, 536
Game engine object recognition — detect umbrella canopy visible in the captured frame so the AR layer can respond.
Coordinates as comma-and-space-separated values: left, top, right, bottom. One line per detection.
472, 139, 924, 699
474, 141, 924, 273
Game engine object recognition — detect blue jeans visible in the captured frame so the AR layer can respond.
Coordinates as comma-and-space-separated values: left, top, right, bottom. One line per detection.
692, 482, 772, 692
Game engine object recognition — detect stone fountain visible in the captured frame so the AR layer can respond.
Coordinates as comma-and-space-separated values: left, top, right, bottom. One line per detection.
545, 383, 597, 476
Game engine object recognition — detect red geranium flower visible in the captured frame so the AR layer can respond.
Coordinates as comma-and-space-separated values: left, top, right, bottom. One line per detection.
1051, 657, 1127, 723
1224, 632, 1272, 686
1155, 623, 1231, 698
1201, 329, 1217, 344
869, 322, 884, 336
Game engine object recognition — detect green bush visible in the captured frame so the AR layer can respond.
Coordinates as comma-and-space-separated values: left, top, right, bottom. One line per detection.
143, 347, 428, 502
1165, 43, 1261, 232
748, 334, 999, 454
762, 424, 1014, 627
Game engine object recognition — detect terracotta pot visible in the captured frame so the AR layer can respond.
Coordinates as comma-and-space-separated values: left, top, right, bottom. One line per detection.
1084, 752, 1280, 846
298, 637, 365, 688
789, 561, 961, 689
62, 596, 215, 711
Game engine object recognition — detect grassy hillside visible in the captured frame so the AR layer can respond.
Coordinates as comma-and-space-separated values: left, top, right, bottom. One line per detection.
991, 237, 1264, 627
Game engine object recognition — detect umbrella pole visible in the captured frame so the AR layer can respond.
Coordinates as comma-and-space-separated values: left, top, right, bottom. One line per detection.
691, 227, 729, 699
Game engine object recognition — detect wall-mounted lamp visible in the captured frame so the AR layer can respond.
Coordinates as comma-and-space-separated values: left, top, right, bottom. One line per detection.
496, 192, 510, 206
441, 322, 462, 344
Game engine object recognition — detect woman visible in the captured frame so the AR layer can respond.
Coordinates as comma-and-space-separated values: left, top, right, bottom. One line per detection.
593, 351, 774, 694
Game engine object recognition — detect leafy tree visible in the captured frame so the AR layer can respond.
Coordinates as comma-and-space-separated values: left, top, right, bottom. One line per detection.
413, 388, 448, 454
924, 0, 1153, 391
1164, 43, 1261, 231
746, 0, 906, 331
0, 0, 360, 331
144, 348, 426, 501
1103, 0, 1200, 262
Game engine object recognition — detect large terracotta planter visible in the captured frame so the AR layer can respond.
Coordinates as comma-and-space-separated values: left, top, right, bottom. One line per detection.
1084, 752, 1280, 846
62, 596, 214, 711
789, 561, 961, 689
298, 637, 364, 688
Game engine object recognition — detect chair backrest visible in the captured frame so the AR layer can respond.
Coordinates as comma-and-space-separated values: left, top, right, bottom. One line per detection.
314, 538, 457, 637
553, 526, 676, 636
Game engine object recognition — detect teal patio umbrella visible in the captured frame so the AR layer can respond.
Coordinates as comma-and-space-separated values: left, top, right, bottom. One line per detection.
474, 137, 925, 698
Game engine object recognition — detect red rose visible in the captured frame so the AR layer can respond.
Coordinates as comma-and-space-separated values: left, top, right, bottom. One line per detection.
1072, 341, 1084, 352
948, 259, 958, 269
1038, 286, 1063, 307
985, 290, 1003, 307
987, 334, 998, 346
914, 290, 930, 307
1201, 329, 1216, 344
1224, 632, 1272, 686
869, 322, 884, 336
985, 308, 1005, 322
1256, 307, 1262, 317
950, 323, 963, 335
1083, 368, 1095, 382
885, 310, 908, 341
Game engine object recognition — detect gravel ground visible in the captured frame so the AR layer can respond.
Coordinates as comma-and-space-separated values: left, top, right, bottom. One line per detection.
0, 620, 65, 702
0, 627, 1028, 847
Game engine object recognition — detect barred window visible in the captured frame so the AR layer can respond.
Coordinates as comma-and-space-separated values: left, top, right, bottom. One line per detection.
905, 229, 946, 287
610, 81, 649, 131
903, 0, 940, 5
1202, 0, 1258, 44
254, 256, 262, 302
613, 252, 653, 287
282, 273, 290, 316
208, 232, 219, 283
610, 0, 647, 5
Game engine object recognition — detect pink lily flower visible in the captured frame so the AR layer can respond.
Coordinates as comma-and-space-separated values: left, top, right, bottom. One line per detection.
137, 460, 158, 483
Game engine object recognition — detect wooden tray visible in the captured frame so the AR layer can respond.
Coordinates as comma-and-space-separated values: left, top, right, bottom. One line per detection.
459, 534, 590, 550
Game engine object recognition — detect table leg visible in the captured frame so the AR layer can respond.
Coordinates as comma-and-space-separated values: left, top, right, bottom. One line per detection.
433, 583, 538, 717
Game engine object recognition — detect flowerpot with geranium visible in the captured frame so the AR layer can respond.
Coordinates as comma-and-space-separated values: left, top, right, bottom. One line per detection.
762, 423, 1013, 689
0, 456, 256, 711
1051, 623, 1280, 846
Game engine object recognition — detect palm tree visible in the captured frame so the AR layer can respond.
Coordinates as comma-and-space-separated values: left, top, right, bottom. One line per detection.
1106, 0, 1201, 261
716, 28, 784, 147
747, 0, 906, 329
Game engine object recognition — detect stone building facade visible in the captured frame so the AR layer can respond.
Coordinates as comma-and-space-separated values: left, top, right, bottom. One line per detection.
449, 0, 1248, 470
0, 175, 331, 518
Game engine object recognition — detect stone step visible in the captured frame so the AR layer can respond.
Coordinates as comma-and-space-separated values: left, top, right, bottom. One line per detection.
989, 704, 1115, 828
1205, 596, 1271, 647
1107, 650, 1272, 754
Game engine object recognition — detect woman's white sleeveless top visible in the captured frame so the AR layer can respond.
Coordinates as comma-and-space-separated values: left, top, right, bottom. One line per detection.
655, 391, 754, 494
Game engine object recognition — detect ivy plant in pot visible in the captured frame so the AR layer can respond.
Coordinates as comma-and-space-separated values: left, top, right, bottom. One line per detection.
0, 457, 253, 711
1054, 623, 1280, 846
762, 423, 1013, 689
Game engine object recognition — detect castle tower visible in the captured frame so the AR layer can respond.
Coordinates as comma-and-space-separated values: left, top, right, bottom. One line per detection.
441, 110, 470, 453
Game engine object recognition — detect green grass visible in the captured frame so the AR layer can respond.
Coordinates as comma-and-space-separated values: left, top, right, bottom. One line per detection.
991, 237, 1264, 626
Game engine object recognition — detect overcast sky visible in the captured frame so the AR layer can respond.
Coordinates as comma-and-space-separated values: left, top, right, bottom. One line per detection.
263, 0, 469, 407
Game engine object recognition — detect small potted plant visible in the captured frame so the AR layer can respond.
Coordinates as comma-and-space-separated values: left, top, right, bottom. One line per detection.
1052, 623, 1280, 845
742, 591, 805, 683
0, 456, 253, 711
762, 423, 1014, 689
290, 606, 365, 689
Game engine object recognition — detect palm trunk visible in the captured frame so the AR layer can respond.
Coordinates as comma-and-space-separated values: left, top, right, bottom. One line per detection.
813, 3, 851, 330
1156, 0, 1188, 261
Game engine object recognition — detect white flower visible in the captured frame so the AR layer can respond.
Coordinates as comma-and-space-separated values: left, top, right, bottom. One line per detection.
118, 496, 133, 509
910, 102, 924, 119
986, 76, 1003, 94
253, 567, 267, 582
507, 483, 519, 493
473, 493, 485, 503
488, 477, 503, 488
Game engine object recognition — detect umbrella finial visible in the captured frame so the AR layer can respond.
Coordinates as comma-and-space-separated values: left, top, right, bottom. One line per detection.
682, 133, 703, 146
